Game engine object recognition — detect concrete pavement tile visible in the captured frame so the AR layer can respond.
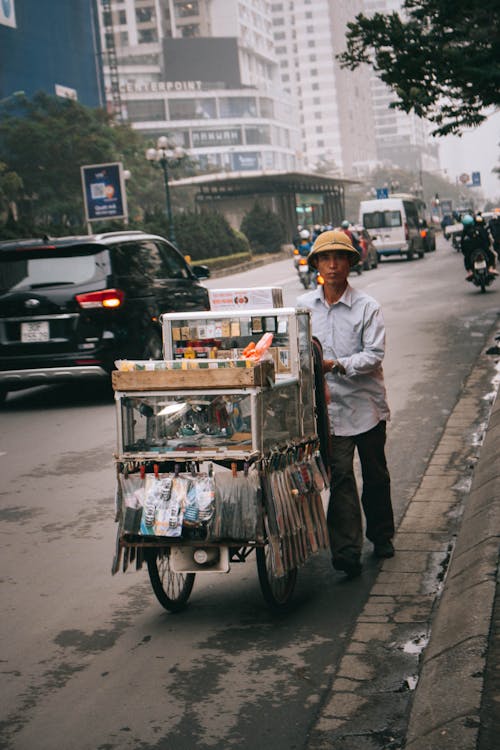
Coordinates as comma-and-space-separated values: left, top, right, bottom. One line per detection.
393, 532, 450, 551
392, 596, 435, 623
338, 654, 376, 681
419, 475, 463, 490
361, 596, 395, 616
381, 550, 443, 573
372, 579, 425, 596
403, 500, 459, 518
316, 691, 368, 720
397, 516, 451, 533
351, 622, 396, 642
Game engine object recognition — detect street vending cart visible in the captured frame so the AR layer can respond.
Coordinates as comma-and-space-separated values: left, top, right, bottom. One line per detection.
111, 306, 330, 611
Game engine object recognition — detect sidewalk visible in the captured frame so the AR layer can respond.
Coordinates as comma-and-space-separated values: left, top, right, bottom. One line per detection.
405, 384, 500, 749
307, 355, 500, 749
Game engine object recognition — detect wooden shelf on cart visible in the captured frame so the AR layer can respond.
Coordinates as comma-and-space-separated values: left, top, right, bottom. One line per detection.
112, 360, 275, 390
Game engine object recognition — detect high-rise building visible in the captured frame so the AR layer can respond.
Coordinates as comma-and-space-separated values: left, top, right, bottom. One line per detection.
0, 0, 104, 107
363, 0, 440, 172
96, 0, 300, 172
269, 0, 377, 177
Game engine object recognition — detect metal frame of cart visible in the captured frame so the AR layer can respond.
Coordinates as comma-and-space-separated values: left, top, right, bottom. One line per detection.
111, 307, 330, 612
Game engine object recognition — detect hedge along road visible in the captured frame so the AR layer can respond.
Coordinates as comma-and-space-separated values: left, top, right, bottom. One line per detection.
0, 235, 499, 750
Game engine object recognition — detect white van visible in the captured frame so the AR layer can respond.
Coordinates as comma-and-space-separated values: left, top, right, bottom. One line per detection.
359, 194, 426, 260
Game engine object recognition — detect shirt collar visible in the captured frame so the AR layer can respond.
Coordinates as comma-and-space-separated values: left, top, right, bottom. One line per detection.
317, 283, 353, 309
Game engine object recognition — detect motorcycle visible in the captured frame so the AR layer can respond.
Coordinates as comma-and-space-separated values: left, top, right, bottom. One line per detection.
451, 232, 462, 252
468, 249, 495, 293
297, 256, 316, 289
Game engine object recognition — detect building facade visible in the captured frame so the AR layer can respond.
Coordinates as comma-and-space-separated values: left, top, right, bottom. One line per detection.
363, 0, 440, 173
97, 0, 301, 172
269, 0, 378, 177
0, 0, 104, 106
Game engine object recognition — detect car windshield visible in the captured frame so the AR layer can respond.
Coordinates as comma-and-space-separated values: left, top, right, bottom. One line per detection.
0, 249, 108, 293
364, 210, 402, 229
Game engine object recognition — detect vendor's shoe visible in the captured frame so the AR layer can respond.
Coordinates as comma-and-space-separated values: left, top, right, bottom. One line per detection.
465, 271, 474, 280
488, 267, 499, 275
332, 555, 362, 578
373, 540, 395, 559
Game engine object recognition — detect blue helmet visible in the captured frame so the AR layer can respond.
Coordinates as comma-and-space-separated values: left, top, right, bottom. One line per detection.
462, 214, 474, 226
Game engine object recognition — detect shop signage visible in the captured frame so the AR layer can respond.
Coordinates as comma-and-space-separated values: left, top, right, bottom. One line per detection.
233, 153, 259, 171
192, 128, 241, 147
105, 80, 203, 95
81, 162, 128, 224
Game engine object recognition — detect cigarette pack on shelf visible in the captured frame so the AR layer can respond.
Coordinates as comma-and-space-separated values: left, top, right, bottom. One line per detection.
161, 307, 312, 382
114, 379, 306, 460
209, 287, 283, 311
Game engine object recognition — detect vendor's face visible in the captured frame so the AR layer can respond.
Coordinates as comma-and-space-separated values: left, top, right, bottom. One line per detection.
316, 250, 351, 284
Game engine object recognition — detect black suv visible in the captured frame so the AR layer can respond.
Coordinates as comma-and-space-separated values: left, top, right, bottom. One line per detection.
0, 230, 210, 403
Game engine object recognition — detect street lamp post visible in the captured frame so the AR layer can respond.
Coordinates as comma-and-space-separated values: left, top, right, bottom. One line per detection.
146, 136, 185, 245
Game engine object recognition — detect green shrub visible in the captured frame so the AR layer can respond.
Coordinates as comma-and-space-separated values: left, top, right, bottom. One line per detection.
240, 203, 286, 254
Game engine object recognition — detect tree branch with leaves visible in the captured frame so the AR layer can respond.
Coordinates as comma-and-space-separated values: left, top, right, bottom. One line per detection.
338, 0, 500, 137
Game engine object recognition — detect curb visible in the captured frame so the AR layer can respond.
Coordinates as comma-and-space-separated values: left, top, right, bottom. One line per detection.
405, 389, 500, 749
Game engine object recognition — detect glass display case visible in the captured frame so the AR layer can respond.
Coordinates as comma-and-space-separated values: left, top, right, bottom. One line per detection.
115, 379, 302, 460
113, 308, 316, 462
161, 307, 311, 379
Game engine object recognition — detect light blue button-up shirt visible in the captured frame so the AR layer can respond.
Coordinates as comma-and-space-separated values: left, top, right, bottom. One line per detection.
297, 284, 390, 437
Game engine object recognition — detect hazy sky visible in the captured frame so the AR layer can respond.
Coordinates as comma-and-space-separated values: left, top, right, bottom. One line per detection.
438, 109, 500, 205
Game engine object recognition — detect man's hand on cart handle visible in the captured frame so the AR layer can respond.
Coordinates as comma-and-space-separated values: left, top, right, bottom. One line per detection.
323, 359, 346, 376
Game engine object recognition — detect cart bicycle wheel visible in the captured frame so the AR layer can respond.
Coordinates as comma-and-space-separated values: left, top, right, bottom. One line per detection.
145, 548, 195, 612
256, 545, 297, 610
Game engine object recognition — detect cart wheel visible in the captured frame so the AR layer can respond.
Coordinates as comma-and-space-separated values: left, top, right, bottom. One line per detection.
256, 545, 297, 610
145, 548, 195, 612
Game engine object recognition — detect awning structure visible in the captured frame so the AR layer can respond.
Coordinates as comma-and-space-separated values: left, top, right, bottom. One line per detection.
170, 170, 359, 236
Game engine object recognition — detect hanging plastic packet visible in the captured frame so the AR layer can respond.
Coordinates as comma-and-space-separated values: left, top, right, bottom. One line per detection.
140, 474, 163, 535
120, 474, 146, 534
183, 480, 199, 526
154, 475, 188, 537
196, 474, 216, 523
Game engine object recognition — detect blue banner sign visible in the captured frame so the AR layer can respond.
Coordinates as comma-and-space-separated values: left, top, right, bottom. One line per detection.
376, 188, 389, 199
81, 162, 128, 222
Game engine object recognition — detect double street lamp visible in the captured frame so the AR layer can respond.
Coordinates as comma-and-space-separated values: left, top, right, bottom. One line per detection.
146, 136, 186, 245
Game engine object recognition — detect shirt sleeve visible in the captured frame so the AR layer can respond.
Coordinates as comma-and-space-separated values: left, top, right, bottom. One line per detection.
337, 305, 386, 377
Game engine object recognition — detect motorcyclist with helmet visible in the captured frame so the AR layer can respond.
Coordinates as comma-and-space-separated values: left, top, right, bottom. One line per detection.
339, 220, 364, 269
461, 213, 498, 280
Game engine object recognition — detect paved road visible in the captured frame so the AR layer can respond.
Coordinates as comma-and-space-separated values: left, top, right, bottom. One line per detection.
1, 237, 499, 749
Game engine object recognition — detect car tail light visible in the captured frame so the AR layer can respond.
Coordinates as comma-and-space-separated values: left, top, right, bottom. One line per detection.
76, 289, 125, 309
404, 223, 409, 240
420, 229, 427, 238
298, 257, 308, 266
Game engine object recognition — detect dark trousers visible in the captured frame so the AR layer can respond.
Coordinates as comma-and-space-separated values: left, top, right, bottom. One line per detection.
327, 421, 394, 561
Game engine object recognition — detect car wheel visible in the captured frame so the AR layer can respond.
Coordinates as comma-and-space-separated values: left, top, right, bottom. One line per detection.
142, 330, 163, 360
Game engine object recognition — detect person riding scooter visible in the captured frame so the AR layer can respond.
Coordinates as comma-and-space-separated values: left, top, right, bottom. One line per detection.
461, 214, 498, 280
293, 228, 313, 268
